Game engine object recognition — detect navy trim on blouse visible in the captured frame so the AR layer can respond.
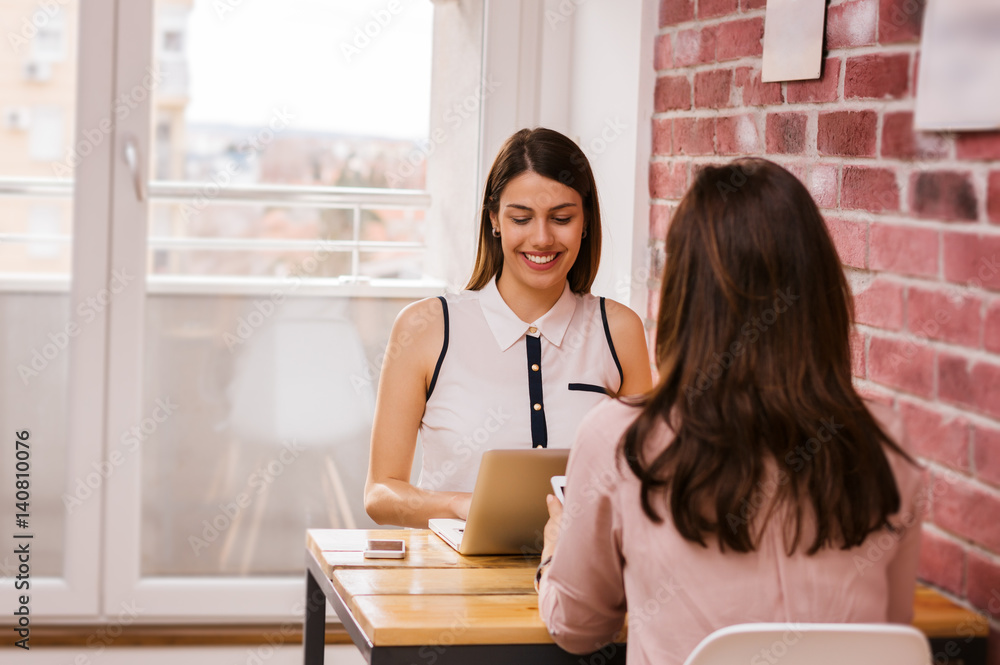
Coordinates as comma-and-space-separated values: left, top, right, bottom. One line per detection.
600, 297, 624, 389
425, 296, 449, 401
526, 334, 548, 448
568, 382, 610, 395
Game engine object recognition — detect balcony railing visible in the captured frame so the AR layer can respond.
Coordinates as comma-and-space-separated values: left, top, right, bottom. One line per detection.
0, 177, 444, 297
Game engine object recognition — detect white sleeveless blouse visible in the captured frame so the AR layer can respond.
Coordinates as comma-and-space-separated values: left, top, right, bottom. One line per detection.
416, 277, 624, 493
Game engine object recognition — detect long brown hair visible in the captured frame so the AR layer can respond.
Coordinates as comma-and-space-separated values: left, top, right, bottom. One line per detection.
466, 128, 602, 293
622, 158, 913, 555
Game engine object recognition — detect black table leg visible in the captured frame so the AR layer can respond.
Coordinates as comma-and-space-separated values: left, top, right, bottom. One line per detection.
303, 567, 327, 665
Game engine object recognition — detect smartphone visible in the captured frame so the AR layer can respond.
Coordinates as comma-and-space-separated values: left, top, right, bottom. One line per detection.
363, 539, 406, 559
550, 475, 566, 504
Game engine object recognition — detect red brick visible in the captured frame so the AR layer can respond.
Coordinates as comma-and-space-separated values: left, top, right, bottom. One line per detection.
842, 167, 899, 213
855, 278, 903, 330
647, 285, 661, 323
786, 57, 841, 103
826, 0, 878, 49
857, 384, 894, 406
673, 27, 715, 67
881, 112, 949, 160
698, 0, 738, 19
818, 111, 878, 157
868, 334, 935, 398
943, 233, 1000, 292
879, 0, 925, 44
650, 161, 688, 199
974, 425, 1000, 488
851, 329, 866, 378
652, 118, 672, 156
900, 400, 970, 471
674, 117, 715, 156
986, 300, 1000, 354
906, 286, 981, 347
826, 216, 867, 269
715, 17, 764, 61
660, 0, 695, 27
911, 171, 979, 222
654, 35, 673, 71
939, 351, 1000, 420
933, 477, 1000, 552
782, 163, 808, 189
845, 53, 910, 100
870, 224, 938, 278
971, 362, 1000, 420
694, 69, 733, 108
956, 132, 1000, 161
989, 172, 1000, 224
765, 113, 806, 155
654, 75, 692, 112
716, 114, 760, 155
742, 0, 766, 8
808, 164, 840, 210
651, 242, 666, 281
966, 550, 1000, 617
734, 66, 783, 106
650, 204, 673, 239
938, 351, 973, 410
917, 528, 965, 596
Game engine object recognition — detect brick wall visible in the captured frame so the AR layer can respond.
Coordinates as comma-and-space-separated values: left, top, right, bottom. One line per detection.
649, 0, 1000, 657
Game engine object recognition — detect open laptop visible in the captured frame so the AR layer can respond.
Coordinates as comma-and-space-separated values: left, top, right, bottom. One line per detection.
429, 448, 570, 555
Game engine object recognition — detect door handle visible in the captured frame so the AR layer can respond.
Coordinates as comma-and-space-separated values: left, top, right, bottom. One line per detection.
122, 133, 147, 202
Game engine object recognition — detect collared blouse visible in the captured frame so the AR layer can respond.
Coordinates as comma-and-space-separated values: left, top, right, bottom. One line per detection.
416, 277, 623, 493
538, 399, 924, 665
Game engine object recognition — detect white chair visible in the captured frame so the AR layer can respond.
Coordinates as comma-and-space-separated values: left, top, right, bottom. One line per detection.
682, 623, 932, 665
216, 298, 377, 572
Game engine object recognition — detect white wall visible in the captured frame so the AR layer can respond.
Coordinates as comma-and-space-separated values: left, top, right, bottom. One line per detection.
481, 0, 658, 312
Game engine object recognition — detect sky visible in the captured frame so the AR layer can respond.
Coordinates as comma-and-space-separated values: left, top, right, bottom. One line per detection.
183, 0, 434, 140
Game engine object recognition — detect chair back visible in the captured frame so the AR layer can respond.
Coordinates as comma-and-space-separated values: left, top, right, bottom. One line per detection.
682, 623, 932, 665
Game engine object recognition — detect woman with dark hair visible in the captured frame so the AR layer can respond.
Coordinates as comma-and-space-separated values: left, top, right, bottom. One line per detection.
364, 128, 652, 528
537, 159, 923, 664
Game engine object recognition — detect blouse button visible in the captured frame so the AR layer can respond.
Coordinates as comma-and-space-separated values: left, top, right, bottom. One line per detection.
533, 403, 542, 411
528, 326, 538, 334
531, 364, 539, 372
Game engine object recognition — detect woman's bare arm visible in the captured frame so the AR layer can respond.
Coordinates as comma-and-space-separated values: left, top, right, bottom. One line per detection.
364, 298, 472, 528
604, 299, 654, 396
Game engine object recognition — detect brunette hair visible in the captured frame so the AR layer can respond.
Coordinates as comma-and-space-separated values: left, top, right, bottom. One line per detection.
465, 127, 602, 293
622, 158, 913, 555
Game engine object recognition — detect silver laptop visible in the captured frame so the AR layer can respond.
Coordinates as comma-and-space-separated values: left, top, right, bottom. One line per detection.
429, 448, 570, 555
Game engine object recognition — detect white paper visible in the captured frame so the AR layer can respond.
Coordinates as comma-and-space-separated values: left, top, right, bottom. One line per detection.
761, 0, 827, 82
914, 0, 1000, 131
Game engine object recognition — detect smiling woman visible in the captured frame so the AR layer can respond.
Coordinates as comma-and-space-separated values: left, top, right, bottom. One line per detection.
364, 127, 653, 528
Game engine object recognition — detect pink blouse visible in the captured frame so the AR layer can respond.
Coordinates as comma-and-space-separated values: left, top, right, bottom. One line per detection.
538, 399, 924, 665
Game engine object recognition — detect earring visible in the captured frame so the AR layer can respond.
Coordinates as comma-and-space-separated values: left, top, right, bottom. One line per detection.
492, 227, 501, 238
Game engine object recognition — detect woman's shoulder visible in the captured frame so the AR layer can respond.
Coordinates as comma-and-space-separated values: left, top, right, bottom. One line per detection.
394, 296, 445, 328
567, 399, 653, 492
865, 399, 925, 502
574, 399, 644, 458
389, 297, 449, 358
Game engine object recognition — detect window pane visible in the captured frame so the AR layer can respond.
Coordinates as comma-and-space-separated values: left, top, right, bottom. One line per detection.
140, 0, 452, 578
150, 0, 434, 188
0, 0, 81, 578
140, 294, 410, 576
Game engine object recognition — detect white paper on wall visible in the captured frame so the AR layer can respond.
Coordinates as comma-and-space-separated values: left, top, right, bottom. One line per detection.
914, 0, 1000, 131
761, 0, 827, 83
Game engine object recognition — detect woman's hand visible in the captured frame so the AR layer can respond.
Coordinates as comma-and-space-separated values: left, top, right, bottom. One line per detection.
450, 492, 473, 521
541, 493, 564, 562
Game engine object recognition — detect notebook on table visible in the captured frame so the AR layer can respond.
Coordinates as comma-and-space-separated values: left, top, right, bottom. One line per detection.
429, 448, 570, 556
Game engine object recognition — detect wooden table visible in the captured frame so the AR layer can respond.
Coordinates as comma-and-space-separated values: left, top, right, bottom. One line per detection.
303, 529, 989, 665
